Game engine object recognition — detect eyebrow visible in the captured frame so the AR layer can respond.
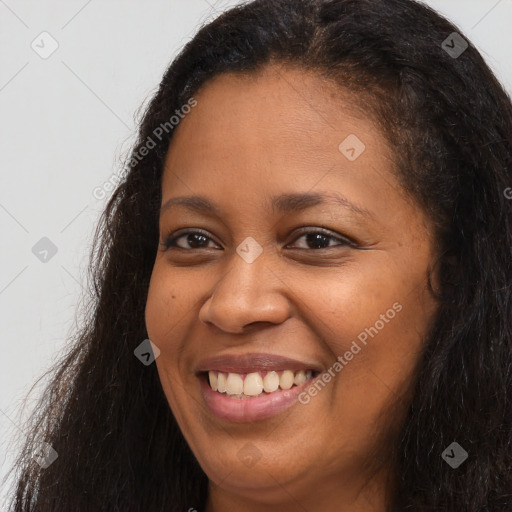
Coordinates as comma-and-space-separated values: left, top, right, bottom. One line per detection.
159, 192, 375, 219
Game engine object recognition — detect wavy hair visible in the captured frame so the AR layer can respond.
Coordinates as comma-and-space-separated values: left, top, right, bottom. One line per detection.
7, 0, 512, 510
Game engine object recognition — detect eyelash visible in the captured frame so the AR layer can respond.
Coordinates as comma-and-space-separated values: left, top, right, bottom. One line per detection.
160, 227, 354, 251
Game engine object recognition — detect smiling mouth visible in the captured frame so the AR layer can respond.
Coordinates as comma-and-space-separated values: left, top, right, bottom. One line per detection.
204, 369, 318, 399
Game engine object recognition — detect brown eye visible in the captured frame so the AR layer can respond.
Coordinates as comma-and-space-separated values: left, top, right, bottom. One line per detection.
161, 229, 220, 250
287, 228, 353, 250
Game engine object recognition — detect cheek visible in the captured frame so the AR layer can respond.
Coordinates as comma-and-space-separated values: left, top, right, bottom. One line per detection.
305, 263, 399, 348
144, 268, 190, 396
145, 283, 173, 344
144, 261, 194, 342
307, 260, 433, 388
144, 269, 194, 425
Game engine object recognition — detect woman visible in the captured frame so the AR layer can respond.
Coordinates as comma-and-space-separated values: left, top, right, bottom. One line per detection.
8, 0, 512, 510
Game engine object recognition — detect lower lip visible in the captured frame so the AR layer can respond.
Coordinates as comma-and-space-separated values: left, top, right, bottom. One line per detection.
200, 376, 312, 423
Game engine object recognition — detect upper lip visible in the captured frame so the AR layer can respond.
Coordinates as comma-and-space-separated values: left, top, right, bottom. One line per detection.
195, 352, 323, 374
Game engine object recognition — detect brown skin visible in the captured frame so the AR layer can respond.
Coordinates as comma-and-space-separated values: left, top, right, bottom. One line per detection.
145, 63, 440, 512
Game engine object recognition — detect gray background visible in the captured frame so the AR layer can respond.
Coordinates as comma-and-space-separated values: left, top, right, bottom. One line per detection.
1, 0, 511, 506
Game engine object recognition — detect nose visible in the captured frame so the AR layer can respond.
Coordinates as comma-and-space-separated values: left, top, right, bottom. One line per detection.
198, 249, 291, 334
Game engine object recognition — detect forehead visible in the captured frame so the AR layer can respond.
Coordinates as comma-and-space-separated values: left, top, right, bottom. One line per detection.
163, 64, 395, 186
169, 64, 380, 151
162, 65, 427, 230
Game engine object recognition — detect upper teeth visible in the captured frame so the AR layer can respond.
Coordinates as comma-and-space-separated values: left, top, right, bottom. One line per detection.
208, 370, 312, 397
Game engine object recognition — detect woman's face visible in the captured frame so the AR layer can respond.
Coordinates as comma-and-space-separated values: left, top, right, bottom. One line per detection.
145, 64, 439, 510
